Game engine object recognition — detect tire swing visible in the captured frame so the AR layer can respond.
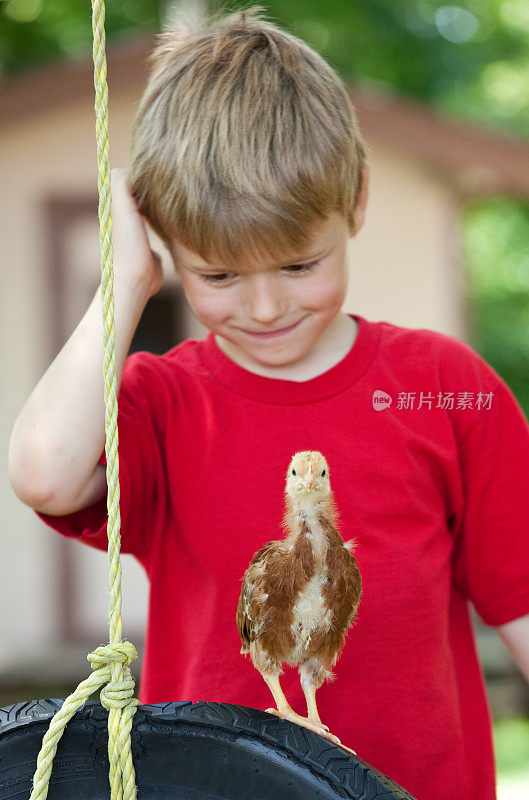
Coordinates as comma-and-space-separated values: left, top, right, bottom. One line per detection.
0, 4, 417, 799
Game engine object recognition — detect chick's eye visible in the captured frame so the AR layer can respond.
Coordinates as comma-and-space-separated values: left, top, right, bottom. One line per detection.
292, 468, 296, 476
321, 469, 326, 477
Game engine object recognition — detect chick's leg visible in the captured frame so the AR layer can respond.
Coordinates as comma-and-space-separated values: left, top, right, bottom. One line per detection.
249, 643, 295, 717
301, 677, 324, 726
300, 660, 356, 753
263, 673, 296, 717
299, 676, 342, 746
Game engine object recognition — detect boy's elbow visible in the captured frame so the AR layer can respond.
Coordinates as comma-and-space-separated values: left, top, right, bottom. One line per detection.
9, 428, 107, 515
8, 448, 58, 512
8, 435, 69, 514
9, 464, 89, 516
11, 480, 57, 514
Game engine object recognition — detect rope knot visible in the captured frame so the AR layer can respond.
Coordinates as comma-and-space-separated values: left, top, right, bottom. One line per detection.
87, 641, 140, 711
100, 674, 139, 711
88, 641, 138, 671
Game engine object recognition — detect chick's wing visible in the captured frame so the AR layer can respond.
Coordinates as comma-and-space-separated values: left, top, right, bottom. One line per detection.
236, 541, 278, 652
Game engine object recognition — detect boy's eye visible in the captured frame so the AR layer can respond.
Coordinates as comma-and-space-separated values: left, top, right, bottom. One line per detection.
199, 260, 320, 284
200, 272, 235, 284
282, 260, 319, 274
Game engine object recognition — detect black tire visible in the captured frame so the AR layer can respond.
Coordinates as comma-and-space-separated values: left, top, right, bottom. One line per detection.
0, 699, 416, 799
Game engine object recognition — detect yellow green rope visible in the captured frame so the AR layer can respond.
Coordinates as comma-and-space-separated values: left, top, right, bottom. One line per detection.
29, 2, 139, 798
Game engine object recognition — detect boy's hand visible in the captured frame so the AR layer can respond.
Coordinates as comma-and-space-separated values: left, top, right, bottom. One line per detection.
111, 167, 164, 298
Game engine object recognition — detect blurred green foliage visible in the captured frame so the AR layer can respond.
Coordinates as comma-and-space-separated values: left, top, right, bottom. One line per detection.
494, 716, 529, 774
460, 198, 529, 415
0, 0, 162, 74
2, 0, 529, 140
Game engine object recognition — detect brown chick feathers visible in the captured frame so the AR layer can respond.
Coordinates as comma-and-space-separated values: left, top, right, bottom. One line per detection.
236, 450, 362, 747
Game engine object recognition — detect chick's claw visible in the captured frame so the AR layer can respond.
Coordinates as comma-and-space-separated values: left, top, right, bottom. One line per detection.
338, 742, 358, 755
321, 729, 343, 746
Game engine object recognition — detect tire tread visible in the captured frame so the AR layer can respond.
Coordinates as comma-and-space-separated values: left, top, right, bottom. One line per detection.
0, 699, 416, 800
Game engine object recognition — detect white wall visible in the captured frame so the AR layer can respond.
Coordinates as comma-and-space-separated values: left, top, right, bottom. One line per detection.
344, 145, 466, 338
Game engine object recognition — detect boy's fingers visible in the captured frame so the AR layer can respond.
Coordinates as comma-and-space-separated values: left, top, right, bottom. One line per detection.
109, 168, 162, 288
111, 168, 143, 215
110, 170, 149, 234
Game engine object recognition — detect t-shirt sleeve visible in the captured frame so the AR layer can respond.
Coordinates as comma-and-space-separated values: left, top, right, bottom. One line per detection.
35, 351, 164, 566
449, 349, 529, 626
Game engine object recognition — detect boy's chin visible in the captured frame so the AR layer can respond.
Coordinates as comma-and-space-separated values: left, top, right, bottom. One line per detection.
238, 341, 312, 368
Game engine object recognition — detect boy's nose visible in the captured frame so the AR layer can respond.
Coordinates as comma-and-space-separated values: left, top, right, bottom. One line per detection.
244, 275, 287, 325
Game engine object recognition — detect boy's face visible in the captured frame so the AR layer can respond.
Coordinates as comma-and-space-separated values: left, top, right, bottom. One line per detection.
169, 164, 370, 370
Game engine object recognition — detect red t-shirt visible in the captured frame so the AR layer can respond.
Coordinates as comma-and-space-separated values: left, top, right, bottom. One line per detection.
37, 313, 529, 800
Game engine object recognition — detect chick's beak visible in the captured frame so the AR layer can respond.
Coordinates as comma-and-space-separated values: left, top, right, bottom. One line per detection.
302, 473, 314, 491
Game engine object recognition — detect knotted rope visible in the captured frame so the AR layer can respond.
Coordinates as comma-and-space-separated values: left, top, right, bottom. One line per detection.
29, 2, 139, 798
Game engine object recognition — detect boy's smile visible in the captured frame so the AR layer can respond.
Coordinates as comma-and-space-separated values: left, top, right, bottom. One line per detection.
168, 166, 370, 380
240, 318, 304, 338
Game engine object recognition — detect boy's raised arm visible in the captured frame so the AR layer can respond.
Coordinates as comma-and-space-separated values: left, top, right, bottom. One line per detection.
8, 168, 163, 516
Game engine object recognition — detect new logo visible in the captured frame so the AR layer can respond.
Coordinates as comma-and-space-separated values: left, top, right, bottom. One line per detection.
372, 390, 392, 411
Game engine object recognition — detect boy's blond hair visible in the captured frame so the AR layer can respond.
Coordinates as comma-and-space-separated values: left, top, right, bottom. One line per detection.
128, 2, 368, 268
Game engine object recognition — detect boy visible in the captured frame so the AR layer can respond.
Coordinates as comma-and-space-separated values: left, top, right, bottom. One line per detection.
8, 6, 529, 800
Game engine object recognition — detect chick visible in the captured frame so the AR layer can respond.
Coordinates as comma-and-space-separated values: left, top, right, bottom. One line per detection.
236, 450, 362, 749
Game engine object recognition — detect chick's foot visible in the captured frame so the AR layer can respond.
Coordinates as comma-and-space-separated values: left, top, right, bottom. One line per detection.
265, 707, 343, 747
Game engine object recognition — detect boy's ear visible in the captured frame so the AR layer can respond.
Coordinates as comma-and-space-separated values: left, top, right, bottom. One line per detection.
352, 161, 371, 236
